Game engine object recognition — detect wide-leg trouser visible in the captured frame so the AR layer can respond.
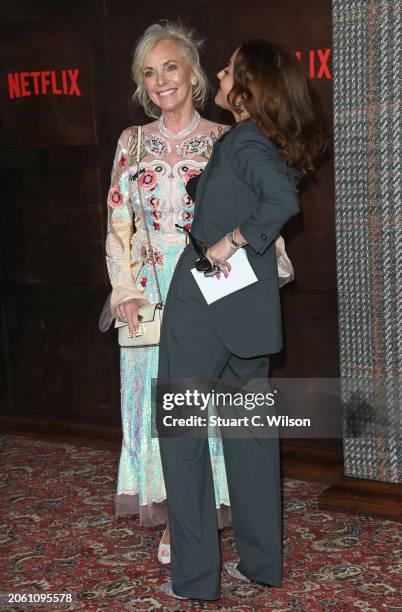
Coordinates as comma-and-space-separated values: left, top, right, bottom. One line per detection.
157, 248, 282, 600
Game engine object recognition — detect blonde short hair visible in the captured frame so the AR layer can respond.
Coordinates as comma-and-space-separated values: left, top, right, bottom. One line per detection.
131, 21, 210, 118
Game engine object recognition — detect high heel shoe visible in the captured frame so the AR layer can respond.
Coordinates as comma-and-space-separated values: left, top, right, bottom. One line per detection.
158, 581, 185, 599
224, 561, 248, 581
158, 530, 171, 564
224, 561, 273, 589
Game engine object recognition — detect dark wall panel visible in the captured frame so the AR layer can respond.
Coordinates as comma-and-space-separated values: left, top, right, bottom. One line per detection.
272, 314, 340, 377
0, 298, 11, 414
3, 289, 121, 423
0, 1, 104, 23
2, 167, 105, 287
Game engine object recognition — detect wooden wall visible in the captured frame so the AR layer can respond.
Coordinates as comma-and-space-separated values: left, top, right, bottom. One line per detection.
0, 0, 337, 430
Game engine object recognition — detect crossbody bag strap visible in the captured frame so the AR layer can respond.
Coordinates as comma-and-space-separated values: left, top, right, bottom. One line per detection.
135, 125, 163, 306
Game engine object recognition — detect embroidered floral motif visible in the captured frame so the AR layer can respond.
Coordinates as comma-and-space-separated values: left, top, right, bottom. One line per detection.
178, 165, 202, 182
212, 125, 230, 143
107, 186, 123, 208
138, 169, 157, 191
118, 154, 126, 167
173, 163, 202, 232
144, 194, 162, 231
184, 169, 201, 184
181, 210, 193, 224
198, 126, 231, 160
148, 195, 160, 208
140, 276, 147, 287
176, 135, 211, 158
140, 245, 164, 265
144, 134, 171, 157
182, 193, 193, 208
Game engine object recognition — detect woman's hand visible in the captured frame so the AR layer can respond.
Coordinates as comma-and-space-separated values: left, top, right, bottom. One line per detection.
206, 236, 233, 278
116, 298, 147, 337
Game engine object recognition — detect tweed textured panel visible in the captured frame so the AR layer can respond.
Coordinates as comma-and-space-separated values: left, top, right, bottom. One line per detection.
332, 0, 401, 483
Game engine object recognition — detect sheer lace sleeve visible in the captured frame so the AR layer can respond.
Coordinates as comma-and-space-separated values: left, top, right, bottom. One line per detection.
99, 128, 149, 331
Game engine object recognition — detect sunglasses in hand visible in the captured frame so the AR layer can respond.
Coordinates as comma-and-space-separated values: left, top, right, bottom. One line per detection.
175, 224, 220, 276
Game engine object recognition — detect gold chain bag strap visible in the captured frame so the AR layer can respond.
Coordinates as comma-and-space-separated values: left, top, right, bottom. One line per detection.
115, 125, 164, 347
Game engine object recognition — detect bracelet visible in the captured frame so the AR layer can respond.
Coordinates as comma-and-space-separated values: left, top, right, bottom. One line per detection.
225, 233, 238, 251
230, 229, 247, 248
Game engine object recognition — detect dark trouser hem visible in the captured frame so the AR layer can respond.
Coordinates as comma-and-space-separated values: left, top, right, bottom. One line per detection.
237, 562, 282, 588
174, 590, 220, 601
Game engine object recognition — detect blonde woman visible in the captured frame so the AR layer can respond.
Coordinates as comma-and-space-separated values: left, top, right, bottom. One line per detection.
100, 22, 231, 562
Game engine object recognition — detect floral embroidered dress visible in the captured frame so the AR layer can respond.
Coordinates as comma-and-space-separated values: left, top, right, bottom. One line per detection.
105, 115, 231, 526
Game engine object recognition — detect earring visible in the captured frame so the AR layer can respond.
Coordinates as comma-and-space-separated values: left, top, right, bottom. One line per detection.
233, 98, 244, 113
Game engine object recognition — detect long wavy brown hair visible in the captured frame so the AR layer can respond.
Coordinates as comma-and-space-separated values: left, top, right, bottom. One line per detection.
228, 39, 327, 175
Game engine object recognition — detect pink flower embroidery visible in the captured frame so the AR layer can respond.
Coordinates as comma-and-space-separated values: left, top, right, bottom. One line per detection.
184, 169, 201, 184
182, 194, 193, 208
153, 222, 160, 231
140, 276, 147, 287
118, 154, 126, 167
108, 186, 123, 208
140, 245, 164, 266
149, 195, 160, 208
184, 223, 192, 232
139, 170, 157, 191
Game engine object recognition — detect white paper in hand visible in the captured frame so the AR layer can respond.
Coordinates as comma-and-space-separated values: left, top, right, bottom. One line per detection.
191, 248, 258, 304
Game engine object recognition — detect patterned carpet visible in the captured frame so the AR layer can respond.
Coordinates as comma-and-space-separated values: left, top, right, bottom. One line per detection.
1, 434, 400, 611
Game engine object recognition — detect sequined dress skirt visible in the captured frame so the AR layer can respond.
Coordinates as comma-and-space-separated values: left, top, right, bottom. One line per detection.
116, 238, 231, 527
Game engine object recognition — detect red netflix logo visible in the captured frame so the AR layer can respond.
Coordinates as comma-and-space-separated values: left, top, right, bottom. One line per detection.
7, 69, 81, 99
295, 48, 332, 79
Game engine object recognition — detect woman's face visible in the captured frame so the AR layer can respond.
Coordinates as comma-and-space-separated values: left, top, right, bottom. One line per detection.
143, 39, 197, 114
215, 48, 239, 110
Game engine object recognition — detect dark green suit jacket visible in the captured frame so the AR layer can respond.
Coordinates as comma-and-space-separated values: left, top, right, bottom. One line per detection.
190, 119, 301, 357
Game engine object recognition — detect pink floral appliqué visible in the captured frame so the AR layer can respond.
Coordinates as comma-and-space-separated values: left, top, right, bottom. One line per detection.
182, 211, 192, 222
108, 186, 123, 208
182, 193, 193, 208
184, 169, 201, 184
140, 245, 164, 266
138, 170, 157, 191
148, 195, 160, 208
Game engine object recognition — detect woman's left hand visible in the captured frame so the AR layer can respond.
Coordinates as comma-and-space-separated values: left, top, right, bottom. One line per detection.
206, 236, 233, 278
